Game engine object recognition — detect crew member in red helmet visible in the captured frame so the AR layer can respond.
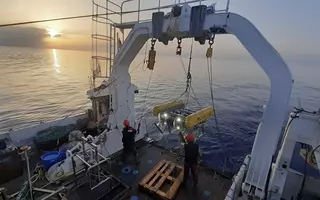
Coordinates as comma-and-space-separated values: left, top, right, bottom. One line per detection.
121, 120, 139, 165
183, 133, 201, 185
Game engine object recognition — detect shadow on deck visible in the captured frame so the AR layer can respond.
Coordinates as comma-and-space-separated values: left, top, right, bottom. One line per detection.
108, 141, 232, 200
0, 140, 232, 200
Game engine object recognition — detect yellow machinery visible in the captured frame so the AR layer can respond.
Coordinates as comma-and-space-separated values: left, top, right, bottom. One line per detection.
153, 100, 214, 130
185, 107, 214, 129
153, 100, 185, 116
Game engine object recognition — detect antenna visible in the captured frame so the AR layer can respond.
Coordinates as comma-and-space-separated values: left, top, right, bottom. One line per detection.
226, 0, 231, 12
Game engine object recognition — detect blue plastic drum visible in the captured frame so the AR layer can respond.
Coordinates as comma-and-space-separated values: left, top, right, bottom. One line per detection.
41, 151, 65, 171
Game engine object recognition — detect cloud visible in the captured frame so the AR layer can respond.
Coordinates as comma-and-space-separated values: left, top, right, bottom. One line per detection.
0, 26, 92, 51
0, 26, 48, 48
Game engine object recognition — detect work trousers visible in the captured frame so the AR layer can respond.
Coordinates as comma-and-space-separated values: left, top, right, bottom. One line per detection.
121, 145, 138, 164
183, 163, 199, 184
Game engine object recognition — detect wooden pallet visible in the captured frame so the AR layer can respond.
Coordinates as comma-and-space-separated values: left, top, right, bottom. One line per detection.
139, 160, 184, 200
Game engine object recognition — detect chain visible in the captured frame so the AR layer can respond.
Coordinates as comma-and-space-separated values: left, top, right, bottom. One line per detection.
151, 38, 156, 50
209, 36, 214, 46
185, 39, 193, 94
176, 38, 182, 55
147, 39, 157, 70
206, 34, 215, 58
185, 63, 192, 93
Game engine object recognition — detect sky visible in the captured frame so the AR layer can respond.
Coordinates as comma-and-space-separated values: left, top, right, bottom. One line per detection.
0, 0, 319, 57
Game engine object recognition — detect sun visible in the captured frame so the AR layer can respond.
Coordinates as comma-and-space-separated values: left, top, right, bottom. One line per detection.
46, 28, 60, 38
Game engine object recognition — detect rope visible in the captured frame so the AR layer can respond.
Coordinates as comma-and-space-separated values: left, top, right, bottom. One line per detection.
0, 13, 119, 27
30, 57, 148, 149
138, 70, 154, 120
142, 39, 149, 71
138, 39, 153, 121
206, 35, 229, 172
184, 40, 194, 108
207, 57, 220, 133
179, 56, 202, 108
126, 39, 150, 121
137, 56, 188, 122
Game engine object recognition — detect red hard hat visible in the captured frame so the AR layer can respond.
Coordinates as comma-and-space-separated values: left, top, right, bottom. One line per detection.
185, 133, 195, 143
123, 120, 130, 127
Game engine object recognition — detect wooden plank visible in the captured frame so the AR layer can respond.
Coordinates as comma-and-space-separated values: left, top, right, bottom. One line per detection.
140, 160, 185, 200
156, 190, 167, 198
167, 176, 174, 181
139, 159, 166, 186
154, 172, 174, 181
176, 165, 184, 170
165, 167, 184, 200
146, 161, 171, 188
151, 163, 175, 192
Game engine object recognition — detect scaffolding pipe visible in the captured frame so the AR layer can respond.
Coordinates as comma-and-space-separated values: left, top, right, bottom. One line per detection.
37, 187, 65, 200
90, 176, 111, 191
76, 154, 91, 167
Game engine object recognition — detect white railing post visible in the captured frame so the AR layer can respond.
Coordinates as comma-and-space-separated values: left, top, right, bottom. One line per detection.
138, 0, 141, 22
226, 0, 231, 12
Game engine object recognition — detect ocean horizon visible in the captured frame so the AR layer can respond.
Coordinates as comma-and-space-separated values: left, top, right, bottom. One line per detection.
1, 45, 320, 173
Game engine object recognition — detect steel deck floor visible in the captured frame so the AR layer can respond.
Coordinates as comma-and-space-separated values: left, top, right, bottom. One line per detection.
1, 141, 232, 200
108, 141, 232, 200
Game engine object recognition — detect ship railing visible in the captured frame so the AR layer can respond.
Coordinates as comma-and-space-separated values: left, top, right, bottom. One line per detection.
90, 0, 227, 86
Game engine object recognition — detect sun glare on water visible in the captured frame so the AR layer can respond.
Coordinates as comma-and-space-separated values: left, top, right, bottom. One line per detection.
46, 28, 60, 38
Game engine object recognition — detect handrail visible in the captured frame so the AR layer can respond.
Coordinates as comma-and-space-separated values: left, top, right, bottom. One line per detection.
107, 0, 121, 8
92, 15, 116, 24
91, 34, 113, 41
120, 0, 134, 24
92, 2, 120, 18
120, 0, 211, 24
91, 0, 214, 26
90, 0, 216, 85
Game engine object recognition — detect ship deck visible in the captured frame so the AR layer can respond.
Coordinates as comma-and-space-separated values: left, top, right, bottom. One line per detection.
1, 140, 232, 200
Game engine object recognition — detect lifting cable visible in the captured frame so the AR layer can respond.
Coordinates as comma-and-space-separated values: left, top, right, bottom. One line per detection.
138, 40, 157, 122
139, 70, 153, 118
207, 34, 221, 134
179, 55, 202, 109
177, 39, 202, 109
131, 39, 151, 121
42, 56, 148, 132
28, 58, 149, 149
184, 39, 194, 108
0, 13, 117, 28
207, 34, 228, 171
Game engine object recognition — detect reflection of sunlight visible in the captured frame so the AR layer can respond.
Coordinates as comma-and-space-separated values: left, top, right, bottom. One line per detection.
52, 49, 60, 73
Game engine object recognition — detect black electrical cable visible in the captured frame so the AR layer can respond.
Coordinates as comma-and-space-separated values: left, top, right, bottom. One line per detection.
0, 1, 195, 28
298, 143, 320, 199
0, 13, 119, 27
271, 107, 318, 199
297, 144, 310, 200
266, 113, 300, 198
294, 107, 317, 115
184, 40, 194, 107
310, 144, 320, 162
279, 113, 299, 146
30, 57, 147, 150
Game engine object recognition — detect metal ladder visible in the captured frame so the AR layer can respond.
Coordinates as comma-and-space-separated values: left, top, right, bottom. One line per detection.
91, 0, 120, 88
89, 0, 215, 89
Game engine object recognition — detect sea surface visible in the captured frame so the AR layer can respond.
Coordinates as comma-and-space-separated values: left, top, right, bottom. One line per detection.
1, 45, 320, 174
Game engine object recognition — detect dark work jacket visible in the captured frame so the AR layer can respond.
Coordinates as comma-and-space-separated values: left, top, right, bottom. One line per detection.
184, 142, 200, 164
122, 126, 136, 147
